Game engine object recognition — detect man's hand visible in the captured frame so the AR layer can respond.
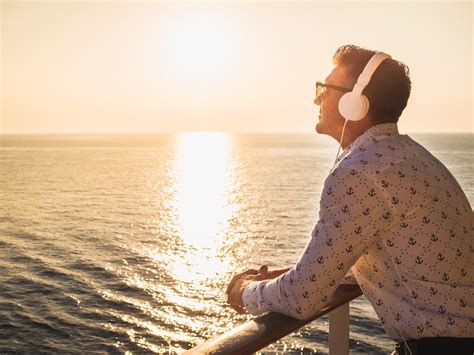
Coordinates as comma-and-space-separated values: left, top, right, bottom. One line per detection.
226, 265, 292, 313
226, 273, 261, 313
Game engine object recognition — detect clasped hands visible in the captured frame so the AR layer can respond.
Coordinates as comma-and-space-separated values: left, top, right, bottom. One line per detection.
225, 265, 290, 314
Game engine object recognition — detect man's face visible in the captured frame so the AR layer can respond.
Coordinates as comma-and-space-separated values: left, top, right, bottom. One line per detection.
314, 65, 353, 140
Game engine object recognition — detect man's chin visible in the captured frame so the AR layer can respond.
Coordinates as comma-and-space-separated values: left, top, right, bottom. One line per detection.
315, 121, 326, 135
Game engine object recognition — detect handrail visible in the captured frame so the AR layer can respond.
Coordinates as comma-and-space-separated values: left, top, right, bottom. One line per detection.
184, 284, 362, 354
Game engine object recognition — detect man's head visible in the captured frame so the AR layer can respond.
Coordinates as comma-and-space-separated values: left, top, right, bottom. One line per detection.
314, 45, 411, 143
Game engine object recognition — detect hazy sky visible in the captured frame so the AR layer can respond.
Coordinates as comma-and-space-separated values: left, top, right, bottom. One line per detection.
1, 1, 472, 133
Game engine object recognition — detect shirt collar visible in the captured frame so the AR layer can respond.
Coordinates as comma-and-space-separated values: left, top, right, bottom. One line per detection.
336, 123, 399, 163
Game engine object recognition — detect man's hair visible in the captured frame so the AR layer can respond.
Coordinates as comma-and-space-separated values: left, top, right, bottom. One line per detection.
333, 44, 411, 124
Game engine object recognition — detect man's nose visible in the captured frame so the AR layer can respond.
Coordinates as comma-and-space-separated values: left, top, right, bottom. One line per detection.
314, 96, 321, 106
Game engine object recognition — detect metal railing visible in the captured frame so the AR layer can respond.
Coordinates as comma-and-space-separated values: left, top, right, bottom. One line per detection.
184, 284, 362, 354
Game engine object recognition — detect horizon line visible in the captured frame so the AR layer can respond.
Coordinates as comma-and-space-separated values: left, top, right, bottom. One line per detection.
0, 130, 473, 135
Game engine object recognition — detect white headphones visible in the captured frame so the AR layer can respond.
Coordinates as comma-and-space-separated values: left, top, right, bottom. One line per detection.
338, 52, 391, 121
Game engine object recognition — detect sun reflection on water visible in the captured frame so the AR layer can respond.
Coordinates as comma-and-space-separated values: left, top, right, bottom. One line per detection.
171, 131, 236, 283
112, 132, 241, 352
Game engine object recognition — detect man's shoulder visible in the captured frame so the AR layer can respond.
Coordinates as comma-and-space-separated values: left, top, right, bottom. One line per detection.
341, 134, 428, 169
330, 134, 436, 184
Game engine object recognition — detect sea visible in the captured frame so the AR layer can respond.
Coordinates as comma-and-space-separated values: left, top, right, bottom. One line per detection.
0, 132, 472, 354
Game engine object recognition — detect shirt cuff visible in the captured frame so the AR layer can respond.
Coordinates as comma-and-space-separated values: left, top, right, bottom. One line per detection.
242, 280, 271, 315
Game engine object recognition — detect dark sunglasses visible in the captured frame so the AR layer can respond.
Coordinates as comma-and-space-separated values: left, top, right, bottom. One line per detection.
315, 81, 352, 100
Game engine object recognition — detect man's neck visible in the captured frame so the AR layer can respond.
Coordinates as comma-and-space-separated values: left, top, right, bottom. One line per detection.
340, 121, 373, 149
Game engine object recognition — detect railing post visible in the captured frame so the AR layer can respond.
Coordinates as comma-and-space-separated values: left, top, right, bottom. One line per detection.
329, 301, 349, 355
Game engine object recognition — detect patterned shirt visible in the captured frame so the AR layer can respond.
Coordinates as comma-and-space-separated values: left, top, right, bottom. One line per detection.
242, 123, 473, 341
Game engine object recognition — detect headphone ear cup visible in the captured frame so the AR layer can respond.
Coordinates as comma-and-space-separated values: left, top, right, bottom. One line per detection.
338, 93, 370, 121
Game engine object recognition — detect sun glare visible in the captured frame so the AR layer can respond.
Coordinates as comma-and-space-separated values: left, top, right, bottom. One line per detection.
164, 10, 237, 82
168, 131, 236, 282
173, 131, 234, 249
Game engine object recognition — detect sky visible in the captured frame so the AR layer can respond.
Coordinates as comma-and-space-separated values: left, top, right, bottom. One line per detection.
0, 1, 472, 134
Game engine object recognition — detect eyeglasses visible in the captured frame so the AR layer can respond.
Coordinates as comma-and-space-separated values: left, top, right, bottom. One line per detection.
315, 81, 352, 100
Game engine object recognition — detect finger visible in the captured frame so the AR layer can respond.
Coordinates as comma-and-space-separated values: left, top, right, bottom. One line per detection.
226, 269, 258, 294
230, 304, 246, 314
258, 265, 269, 276
228, 298, 244, 312
226, 293, 246, 314
235, 306, 246, 314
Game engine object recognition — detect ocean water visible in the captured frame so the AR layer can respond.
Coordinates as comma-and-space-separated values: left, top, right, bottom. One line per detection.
0, 133, 472, 354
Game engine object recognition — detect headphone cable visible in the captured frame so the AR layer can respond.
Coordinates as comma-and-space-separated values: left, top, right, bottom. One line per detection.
333, 120, 349, 168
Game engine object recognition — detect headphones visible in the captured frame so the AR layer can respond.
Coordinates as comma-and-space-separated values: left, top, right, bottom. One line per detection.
338, 52, 391, 121
332, 51, 391, 168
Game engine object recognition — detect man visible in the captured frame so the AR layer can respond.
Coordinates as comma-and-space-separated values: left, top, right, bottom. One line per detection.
226, 45, 473, 354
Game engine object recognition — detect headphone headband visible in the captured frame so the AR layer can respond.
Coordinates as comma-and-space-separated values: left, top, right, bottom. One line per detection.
338, 51, 391, 122
352, 52, 391, 95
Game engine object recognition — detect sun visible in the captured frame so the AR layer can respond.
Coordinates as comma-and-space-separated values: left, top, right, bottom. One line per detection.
164, 9, 238, 81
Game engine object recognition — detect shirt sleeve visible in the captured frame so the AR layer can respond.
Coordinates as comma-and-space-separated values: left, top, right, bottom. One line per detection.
242, 166, 393, 320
